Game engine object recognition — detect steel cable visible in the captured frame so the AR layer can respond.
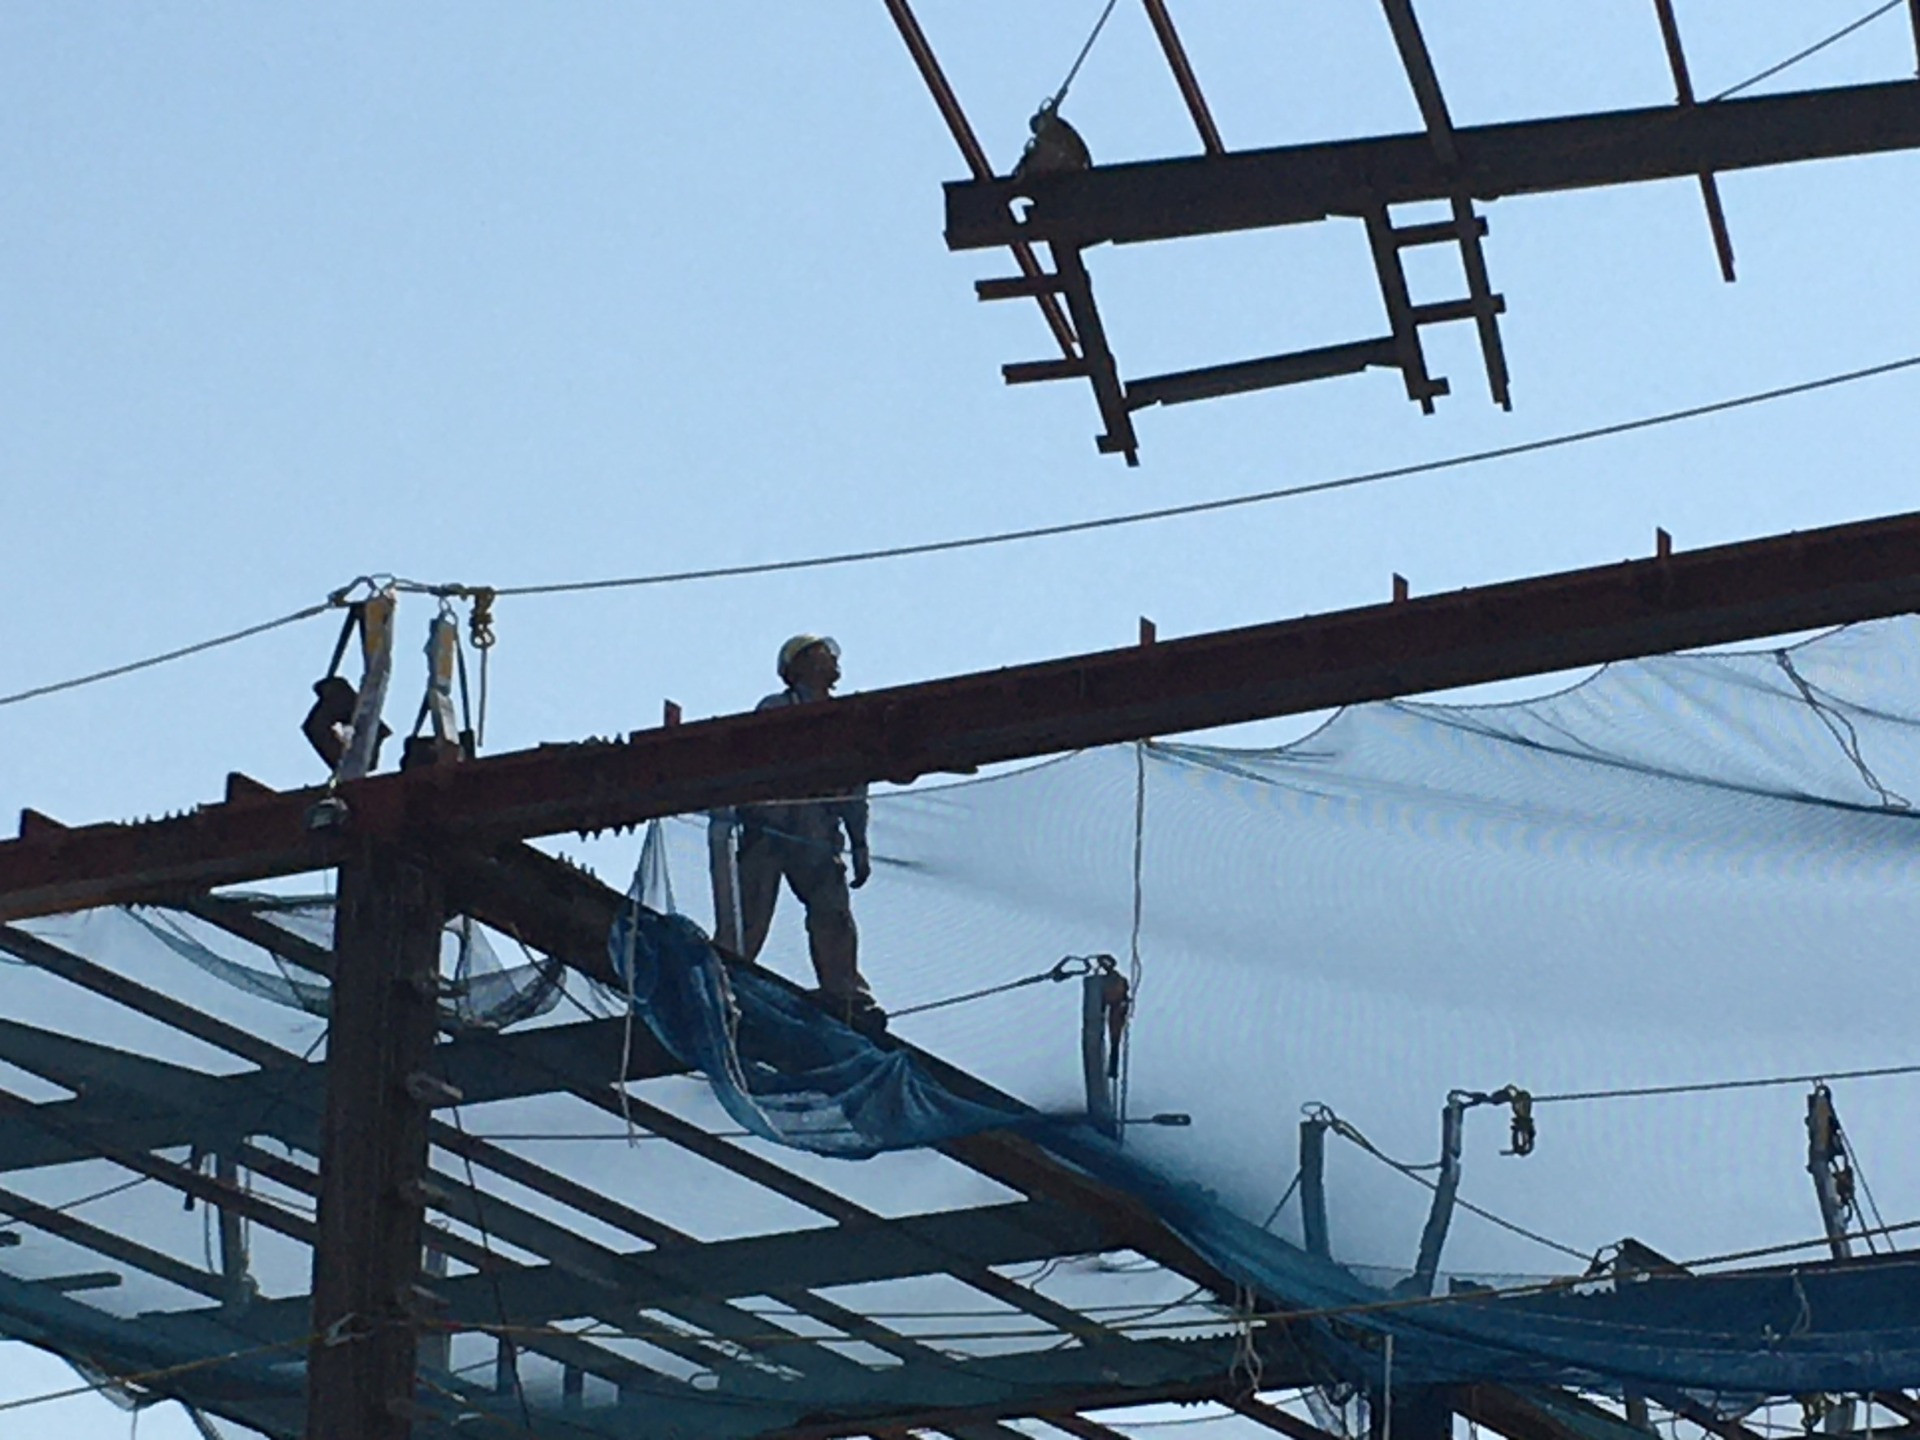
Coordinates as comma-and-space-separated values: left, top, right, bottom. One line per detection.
0, 602, 332, 710
481, 352, 1920, 600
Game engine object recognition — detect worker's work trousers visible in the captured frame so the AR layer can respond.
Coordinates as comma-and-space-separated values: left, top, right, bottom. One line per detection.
734, 827, 869, 1000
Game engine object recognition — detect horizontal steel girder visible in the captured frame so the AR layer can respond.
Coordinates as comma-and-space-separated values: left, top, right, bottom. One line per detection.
11, 508, 1920, 920
944, 80, 1920, 250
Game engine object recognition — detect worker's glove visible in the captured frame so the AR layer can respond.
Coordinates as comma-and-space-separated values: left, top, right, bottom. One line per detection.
850, 844, 872, 889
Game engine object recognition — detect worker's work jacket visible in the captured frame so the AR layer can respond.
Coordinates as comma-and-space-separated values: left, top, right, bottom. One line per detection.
733, 686, 869, 858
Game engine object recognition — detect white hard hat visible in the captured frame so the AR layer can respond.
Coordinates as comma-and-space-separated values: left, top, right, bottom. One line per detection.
777, 634, 839, 680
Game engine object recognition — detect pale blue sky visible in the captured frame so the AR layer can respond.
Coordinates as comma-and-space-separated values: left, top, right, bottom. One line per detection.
1, 4, 1917, 1432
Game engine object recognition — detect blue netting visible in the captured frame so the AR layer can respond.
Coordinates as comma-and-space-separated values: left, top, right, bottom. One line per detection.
609, 619, 1920, 1397
610, 885, 1920, 1392
11, 621, 1920, 1433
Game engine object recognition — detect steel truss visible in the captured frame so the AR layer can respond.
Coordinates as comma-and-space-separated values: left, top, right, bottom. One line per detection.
7, 513, 1920, 1434
889, 1, 1920, 460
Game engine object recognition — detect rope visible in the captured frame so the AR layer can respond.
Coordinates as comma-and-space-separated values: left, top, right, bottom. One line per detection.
1051, 0, 1121, 110
1312, 1103, 1592, 1264
1122, 739, 1147, 1140
1776, 650, 1910, 810
615, 843, 643, 1146
1229, 1282, 1265, 1393
1534, 1059, 1920, 1105
890, 953, 1111, 1019
445, 1102, 536, 1433
4, 1172, 151, 1218
468, 587, 495, 750
0, 601, 332, 710
1417, 1177, 1592, 1265
0, 1333, 321, 1415
1841, 1118, 1894, 1251
1260, 1167, 1304, 1231
470, 351, 1920, 600
1708, 1, 1905, 102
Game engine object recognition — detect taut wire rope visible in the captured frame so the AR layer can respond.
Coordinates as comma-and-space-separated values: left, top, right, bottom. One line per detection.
470, 351, 1920, 600
0, 1333, 325, 1416
889, 953, 1112, 1019
1051, 0, 1121, 110
1708, 0, 1906, 101
7, 352, 1919, 714
0, 601, 331, 710
1533, 1058, 1920, 1105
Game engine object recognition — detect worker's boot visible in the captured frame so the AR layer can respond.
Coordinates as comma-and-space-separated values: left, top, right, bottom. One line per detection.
846, 992, 888, 1040
809, 988, 888, 1039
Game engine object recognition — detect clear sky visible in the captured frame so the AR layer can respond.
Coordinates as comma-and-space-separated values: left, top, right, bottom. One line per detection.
1, 4, 1917, 1433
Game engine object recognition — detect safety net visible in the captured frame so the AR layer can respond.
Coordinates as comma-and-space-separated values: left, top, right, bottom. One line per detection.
6, 617, 1920, 1434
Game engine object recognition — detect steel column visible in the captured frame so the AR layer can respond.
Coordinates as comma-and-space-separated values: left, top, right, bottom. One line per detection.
305, 842, 444, 1440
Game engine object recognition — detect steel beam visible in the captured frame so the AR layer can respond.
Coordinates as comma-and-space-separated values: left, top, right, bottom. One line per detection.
1053, 242, 1138, 462
758, 1361, 1314, 1440
1126, 336, 1401, 409
1141, 0, 1225, 155
1650, 0, 1738, 283
881, 0, 1080, 358
0, 945, 1137, 1396
0, 1012, 685, 1174
946, 80, 1920, 249
243, 1141, 884, 1401
448, 838, 1249, 1302
1038, 1415, 1134, 1440
13, 509, 1920, 922
1226, 1393, 1349, 1440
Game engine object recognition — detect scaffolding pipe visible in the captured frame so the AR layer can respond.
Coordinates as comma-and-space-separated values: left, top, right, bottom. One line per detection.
1300, 1116, 1330, 1260
1409, 1095, 1465, 1296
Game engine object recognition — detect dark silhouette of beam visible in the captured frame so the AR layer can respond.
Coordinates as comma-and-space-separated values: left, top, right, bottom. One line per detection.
944, 80, 1920, 250
304, 842, 443, 1440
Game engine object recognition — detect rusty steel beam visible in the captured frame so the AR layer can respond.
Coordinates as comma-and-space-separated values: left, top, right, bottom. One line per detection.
304, 842, 444, 1440
1053, 242, 1138, 462
1451, 1384, 1654, 1440
14, 509, 1920, 921
1141, 0, 1224, 155
945, 79, 1920, 250
1378, 0, 1458, 164
1650, 0, 1738, 283
1374, 0, 1511, 409
1042, 1414, 1136, 1440
447, 840, 1249, 1304
881, 0, 1080, 359
1224, 1394, 1349, 1440
761, 1369, 1313, 1440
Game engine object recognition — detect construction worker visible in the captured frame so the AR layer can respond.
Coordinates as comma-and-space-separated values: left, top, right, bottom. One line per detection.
732, 634, 882, 1032
721, 637, 883, 1029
